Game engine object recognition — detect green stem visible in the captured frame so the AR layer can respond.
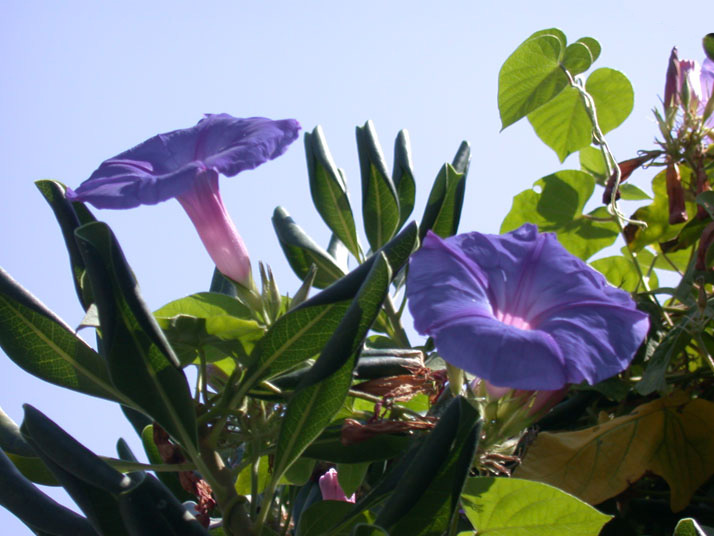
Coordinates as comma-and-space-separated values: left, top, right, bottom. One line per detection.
383, 294, 410, 347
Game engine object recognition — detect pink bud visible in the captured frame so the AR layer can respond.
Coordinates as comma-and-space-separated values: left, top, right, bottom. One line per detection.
318, 468, 355, 503
176, 169, 252, 286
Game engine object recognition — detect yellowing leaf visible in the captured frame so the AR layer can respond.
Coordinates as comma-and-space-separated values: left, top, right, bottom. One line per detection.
516, 392, 714, 511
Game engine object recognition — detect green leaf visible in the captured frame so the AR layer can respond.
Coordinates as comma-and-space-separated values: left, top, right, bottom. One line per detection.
420, 164, 467, 240
352, 525, 389, 536
357, 121, 400, 251
586, 67, 634, 133
620, 183, 651, 201
0, 448, 96, 536
272, 254, 391, 483
139, 424, 192, 502
21, 405, 133, 535
303, 427, 411, 463
273, 206, 347, 288
35, 180, 97, 309
376, 397, 481, 535
636, 326, 691, 395
626, 168, 695, 252
528, 68, 633, 162
562, 41, 593, 76
674, 518, 711, 536
460, 477, 611, 536
393, 130, 416, 229
590, 255, 658, 292
296, 501, 370, 536
305, 126, 361, 258
501, 170, 619, 260
0, 267, 123, 402
337, 462, 369, 497
576, 37, 601, 63
0, 408, 57, 486
703, 33, 714, 62
283, 457, 316, 486
235, 455, 270, 495
74, 222, 198, 449
118, 473, 209, 535
528, 86, 592, 162
498, 33, 568, 129
579, 146, 607, 183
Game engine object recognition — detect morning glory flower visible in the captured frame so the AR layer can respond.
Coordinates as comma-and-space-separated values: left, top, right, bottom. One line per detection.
406, 224, 649, 391
319, 468, 355, 503
66, 114, 300, 286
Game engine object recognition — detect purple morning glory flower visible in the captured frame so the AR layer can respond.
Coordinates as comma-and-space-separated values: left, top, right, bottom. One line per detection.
407, 225, 649, 391
664, 48, 714, 128
66, 114, 300, 285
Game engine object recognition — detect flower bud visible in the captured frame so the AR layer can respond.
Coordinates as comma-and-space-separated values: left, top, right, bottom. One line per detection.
318, 468, 355, 503
665, 160, 688, 224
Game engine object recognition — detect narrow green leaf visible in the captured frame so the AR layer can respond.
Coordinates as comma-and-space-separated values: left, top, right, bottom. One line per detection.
377, 397, 480, 535
305, 127, 361, 258
297, 501, 370, 536
139, 425, 192, 502
461, 477, 611, 535
118, 473, 209, 535
273, 206, 346, 288
393, 130, 416, 228
74, 222, 198, 449
303, 427, 410, 463
0, 448, 96, 536
0, 408, 57, 486
357, 121, 400, 251
272, 254, 391, 482
297, 222, 417, 311
35, 180, 97, 309
501, 170, 619, 260
0, 267, 122, 402
586, 67, 634, 133
21, 405, 133, 536
562, 41, 593, 76
420, 164, 467, 240
498, 33, 568, 128
636, 326, 691, 395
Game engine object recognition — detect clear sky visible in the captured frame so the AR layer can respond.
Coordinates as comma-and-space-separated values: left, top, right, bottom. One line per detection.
1, 1, 712, 532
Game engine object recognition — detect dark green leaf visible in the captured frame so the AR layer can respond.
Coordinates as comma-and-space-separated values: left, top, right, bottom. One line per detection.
74, 222, 197, 449
420, 164, 467, 240
501, 170, 619, 259
305, 127, 361, 258
140, 424, 192, 502
209, 268, 237, 298
303, 427, 411, 463
297, 501, 370, 536
21, 405, 132, 535
393, 130, 416, 228
273, 206, 347, 288
377, 397, 480, 535
0, 267, 122, 402
272, 255, 391, 481
337, 462, 369, 497
703, 34, 714, 62
35, 180, 97, 309
636, 327, 691, 395
498, 33, 568, 128
357, 121, 400, 251
697, 191, 714, 220
0, 408, 57, 486
352, 524, 389, 536
0, 448, 96, 536
118, 473, 209, 535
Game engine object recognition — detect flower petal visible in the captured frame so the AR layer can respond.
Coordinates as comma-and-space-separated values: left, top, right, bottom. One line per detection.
66, 115, 300, 209
407, 225, 649, 390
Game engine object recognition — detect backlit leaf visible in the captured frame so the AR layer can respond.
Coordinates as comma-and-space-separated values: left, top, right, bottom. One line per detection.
516, 392, 714, 511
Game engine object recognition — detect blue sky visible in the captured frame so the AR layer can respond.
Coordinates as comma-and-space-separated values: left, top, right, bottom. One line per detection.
1, 1, 711, 532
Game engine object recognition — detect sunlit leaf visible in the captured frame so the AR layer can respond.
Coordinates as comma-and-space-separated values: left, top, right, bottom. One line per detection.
516, 392, 714, 511
498, 33, 568, 128
590, 255, 658, 292
461, 477, 610, 536
501, 170, 618, 259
